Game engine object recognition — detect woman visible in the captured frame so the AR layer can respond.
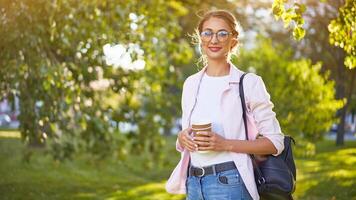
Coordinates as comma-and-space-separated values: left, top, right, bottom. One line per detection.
166, 10, 284, 200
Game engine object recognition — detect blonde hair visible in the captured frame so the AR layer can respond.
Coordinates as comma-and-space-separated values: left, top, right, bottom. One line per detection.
192, 10, 240, 67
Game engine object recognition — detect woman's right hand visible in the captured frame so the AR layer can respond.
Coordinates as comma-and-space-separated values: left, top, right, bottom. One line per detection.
178, 127, 198, 152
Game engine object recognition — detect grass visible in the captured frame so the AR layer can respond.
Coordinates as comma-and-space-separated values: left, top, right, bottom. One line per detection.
0, 130, 355, 200
293, 140, 356, 200
0, 130, 184, 200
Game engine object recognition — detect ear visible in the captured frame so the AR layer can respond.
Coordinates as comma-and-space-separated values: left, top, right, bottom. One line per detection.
230, 38, 238, 50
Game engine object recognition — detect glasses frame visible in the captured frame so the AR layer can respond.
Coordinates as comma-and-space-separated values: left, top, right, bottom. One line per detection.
200, 30, 234, 43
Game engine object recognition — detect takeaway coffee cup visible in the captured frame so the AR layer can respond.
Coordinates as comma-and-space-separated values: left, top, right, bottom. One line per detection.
191, 120, 212, 153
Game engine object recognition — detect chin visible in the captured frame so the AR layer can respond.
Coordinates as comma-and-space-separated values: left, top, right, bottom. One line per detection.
203, 48, 228, 60
206, 53, 227, 60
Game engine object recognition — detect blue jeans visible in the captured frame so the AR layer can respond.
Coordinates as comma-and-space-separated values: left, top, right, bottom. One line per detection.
186, 168, 253, 200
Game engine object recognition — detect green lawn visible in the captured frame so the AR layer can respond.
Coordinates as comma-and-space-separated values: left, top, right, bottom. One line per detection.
0, 130, 355, 200
293, 140, 356, 200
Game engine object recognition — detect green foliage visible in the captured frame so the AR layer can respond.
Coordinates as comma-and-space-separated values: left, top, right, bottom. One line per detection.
0, 0, 193, 161
328, 0, 355, 69
235, 37, 344, 142
272, 0, 306, 40
272, 0, 354, 69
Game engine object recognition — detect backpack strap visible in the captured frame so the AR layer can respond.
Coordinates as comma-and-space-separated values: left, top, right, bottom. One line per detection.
239, 73, 266, 185
239, 73, 249, 140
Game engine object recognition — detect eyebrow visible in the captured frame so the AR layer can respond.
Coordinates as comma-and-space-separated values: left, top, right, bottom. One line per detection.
202, 28, 229, 32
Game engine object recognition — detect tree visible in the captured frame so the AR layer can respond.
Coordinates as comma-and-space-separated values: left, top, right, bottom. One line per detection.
0, 0, 193, 161
328, 0, 355, 69
328, 0, 356, 145
235, 37, 343, 144
271, 0, 356, 145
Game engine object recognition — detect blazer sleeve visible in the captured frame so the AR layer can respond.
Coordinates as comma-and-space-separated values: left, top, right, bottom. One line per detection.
176, 78, 189, 152
246, 75, 284, 156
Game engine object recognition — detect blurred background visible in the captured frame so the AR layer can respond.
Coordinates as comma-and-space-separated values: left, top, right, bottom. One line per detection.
0, 0, 355, 199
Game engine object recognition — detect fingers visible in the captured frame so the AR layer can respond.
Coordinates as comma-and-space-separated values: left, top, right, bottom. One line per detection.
195, 131, 207, 136
194, 140, 210, 147
194, 131, 213, 142
186, 127, 193, 134
198, 146, 214, 151
193, 131, 225, 151
179, 130, 224, 152
180, 129, 198, 152
185, 140, 198, 152
193, 136, 210, 142
196, 131, 211, 137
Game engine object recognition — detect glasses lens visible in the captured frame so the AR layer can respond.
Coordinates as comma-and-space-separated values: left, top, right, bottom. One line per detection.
217, 31, 230, 42
200, 31, 213, 41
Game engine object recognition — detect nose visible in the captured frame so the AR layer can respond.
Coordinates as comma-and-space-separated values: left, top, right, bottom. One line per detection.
210, 33, 218, 44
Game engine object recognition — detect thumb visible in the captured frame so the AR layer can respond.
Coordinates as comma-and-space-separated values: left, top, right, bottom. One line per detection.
186, 127, 192, 133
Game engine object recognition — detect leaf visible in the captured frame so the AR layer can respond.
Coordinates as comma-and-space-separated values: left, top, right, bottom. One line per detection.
294, 3, 306, 15
281, 12, 292, 28
293, 26, 306, 41
344, 55, 356, 69
272, 1, 284, 19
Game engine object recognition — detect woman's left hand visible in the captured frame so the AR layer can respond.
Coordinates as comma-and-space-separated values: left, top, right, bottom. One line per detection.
193, 131, 228, 152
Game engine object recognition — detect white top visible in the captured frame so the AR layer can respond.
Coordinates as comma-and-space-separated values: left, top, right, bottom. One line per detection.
190, 72, 233, 167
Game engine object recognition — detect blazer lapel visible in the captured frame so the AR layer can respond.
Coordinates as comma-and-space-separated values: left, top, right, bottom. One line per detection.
186, 66, 207, 127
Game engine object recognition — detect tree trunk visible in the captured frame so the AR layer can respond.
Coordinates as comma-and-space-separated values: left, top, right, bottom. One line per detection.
336, 69, 356, 146
336, 107, 346, 146
19, 72, 45, 148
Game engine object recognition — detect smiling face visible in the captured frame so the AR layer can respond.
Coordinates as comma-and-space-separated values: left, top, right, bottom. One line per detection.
200, 17, 237, 62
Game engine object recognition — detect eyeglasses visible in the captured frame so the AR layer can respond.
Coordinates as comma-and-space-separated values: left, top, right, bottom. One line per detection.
200, 30, 233, 42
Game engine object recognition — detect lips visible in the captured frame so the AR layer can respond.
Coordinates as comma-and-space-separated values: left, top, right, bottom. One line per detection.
208, 47, 222, 52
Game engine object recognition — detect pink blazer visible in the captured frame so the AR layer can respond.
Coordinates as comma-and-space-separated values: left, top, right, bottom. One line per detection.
165, 63, 284, 200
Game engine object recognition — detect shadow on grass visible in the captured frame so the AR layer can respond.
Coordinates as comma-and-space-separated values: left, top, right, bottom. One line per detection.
2, 131, 356, 200
294, 141, 356, 200
104, 181, 184, 200
0, 134, 185, 200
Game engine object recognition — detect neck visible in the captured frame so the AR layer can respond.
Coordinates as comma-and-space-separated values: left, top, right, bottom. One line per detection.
206, 59, 230, 77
